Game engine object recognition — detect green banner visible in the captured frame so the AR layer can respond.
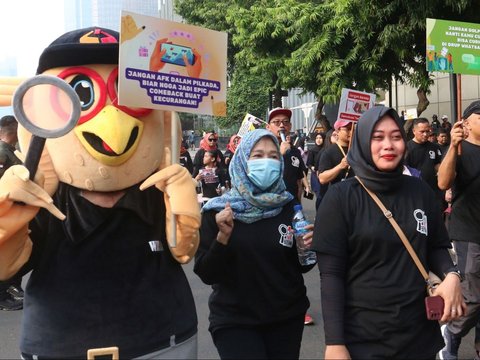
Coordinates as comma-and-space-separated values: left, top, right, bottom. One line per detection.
426, 18, 480, 75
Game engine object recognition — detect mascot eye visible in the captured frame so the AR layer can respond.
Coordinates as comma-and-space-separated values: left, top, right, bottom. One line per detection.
69, 75, 95, 111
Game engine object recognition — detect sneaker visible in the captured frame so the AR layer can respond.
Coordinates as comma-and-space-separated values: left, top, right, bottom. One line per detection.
7, 285, 24, 300
304, 314, 314, 325
438, 324, 461, 360
0, 295, 23, 311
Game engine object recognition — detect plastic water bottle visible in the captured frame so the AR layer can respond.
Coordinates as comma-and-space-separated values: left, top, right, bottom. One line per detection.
292, 204, 317, 266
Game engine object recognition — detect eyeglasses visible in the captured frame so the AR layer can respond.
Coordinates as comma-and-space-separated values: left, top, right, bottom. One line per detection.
56, 66, 152, 124
208, 138, 217, 142
269, 119, 291, 126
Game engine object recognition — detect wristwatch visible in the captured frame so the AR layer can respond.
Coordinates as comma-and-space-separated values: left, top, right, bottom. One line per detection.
445, 269, 464, 282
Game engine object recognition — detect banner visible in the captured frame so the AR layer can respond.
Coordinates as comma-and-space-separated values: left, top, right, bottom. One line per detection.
337, 88, 376, 123
118, 11, 228, 116
426, 18, 480, 75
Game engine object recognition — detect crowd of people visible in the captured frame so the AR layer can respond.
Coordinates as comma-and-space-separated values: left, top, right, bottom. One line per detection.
176, 103, 479, 359
2, 100, 479, 359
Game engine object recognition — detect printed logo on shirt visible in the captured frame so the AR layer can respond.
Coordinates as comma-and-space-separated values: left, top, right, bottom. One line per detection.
148, 240, 164, 252
291, 156, 300, 168
413, 209, 428, 235
200, 168, 219, 184
429, 150, 436, 159
278, 224, 294, 248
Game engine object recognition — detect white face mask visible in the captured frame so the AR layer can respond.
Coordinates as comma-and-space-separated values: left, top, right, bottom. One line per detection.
247, 158, 281, 190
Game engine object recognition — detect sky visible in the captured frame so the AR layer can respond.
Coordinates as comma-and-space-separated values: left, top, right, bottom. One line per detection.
0, 0, 65, 115
0, 0, 65, 76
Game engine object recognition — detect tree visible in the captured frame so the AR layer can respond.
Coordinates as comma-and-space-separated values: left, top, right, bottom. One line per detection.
177, 0, 480, 119
281, 0, 476, 115
214, 66, 270, 130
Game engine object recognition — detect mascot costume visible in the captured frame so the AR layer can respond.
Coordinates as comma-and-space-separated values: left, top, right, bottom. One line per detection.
0, 27, 200, 359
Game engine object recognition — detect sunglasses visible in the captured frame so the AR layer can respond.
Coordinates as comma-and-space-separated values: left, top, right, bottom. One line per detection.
208, 138, 217, 142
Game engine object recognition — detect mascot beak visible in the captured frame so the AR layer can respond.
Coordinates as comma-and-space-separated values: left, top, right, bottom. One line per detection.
74, 105, 144, 166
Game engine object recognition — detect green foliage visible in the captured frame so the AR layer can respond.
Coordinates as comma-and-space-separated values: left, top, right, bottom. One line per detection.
214, 67, 270, 130
176, 0, 480, 114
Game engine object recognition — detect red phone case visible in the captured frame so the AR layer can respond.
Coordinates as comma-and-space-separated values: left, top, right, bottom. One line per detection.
425, 295, 444, 320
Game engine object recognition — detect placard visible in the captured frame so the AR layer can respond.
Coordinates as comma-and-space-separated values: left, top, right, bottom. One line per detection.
337, 88, 376, 123
237, 113, 265, 137
118, 11, 228, 116
427, 18, 480, 75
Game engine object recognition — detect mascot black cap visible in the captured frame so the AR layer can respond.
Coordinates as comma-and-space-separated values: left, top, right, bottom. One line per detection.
36, 27, 119, 74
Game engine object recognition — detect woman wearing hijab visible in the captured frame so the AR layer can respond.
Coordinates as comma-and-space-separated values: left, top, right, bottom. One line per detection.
193, 132, 225, 177
195, 129, 315, 359
311, 106, 465, 359
223, 134, 241, 167
306, 132, 326, 208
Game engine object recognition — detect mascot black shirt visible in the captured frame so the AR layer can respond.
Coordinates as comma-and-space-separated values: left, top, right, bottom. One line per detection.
20, 183, 197, 358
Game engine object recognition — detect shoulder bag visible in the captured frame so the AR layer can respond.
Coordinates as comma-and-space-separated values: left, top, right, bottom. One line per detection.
355, 176, 444, 320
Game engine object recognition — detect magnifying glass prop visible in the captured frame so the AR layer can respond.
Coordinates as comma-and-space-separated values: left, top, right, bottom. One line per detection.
12, 75, 81, 180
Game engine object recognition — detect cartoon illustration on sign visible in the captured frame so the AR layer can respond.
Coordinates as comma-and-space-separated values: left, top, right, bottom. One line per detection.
118, 11, 228, 117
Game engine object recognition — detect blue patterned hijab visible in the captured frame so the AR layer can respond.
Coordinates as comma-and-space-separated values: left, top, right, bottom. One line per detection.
202, 129, 293, 223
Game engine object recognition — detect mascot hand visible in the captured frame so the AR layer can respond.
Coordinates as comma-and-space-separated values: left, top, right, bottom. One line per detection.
0, 165, 65, 220
140, 164, 200, 224
140, 164, 200, 263
165, 202, 199, 264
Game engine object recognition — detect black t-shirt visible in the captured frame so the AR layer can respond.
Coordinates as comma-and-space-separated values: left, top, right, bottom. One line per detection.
317, 144, 354, 196
179, 150, 193, 174
405, 140, 442, 194
223, 149, 234, 166
195, 201, 312, 332
0, 141, 22, 177
20, 184, 197, 358
282, 147, 306, 200
193, 148, 225, 177
450, 141, 480, 242
439, 144, 449, 158
198, 167, 226, 199
312, 176, 450, 358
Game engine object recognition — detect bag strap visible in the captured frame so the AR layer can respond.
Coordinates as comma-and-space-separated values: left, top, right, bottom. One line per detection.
355, 176, 429, 282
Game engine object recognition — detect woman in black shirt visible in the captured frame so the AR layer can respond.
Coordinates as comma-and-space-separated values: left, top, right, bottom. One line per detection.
312, 106, 465, 359
195, 129, 315, 359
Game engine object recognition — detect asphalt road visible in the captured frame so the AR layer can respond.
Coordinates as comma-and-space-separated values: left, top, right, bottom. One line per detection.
0, 175, 477, 359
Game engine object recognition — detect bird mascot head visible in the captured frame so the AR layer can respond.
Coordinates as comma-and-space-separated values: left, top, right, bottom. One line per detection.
17, 27, 177, 193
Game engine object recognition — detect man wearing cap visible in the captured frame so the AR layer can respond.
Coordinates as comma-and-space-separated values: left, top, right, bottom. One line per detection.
266, 107, 308, 201
442, 114, 452, 133
405, 118, 443, 208
437, 100, 480, 360
316, 119, 355, 199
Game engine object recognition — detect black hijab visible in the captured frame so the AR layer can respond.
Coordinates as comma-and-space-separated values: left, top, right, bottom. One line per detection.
347, 106, 407, 193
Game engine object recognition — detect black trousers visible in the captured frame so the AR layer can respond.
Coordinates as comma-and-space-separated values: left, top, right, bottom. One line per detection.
211, 314, 305, 360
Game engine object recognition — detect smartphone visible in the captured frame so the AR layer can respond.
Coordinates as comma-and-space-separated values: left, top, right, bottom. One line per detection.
425, 295, 444, 320
161, 43, 195, 67
303, 190, 314, 200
